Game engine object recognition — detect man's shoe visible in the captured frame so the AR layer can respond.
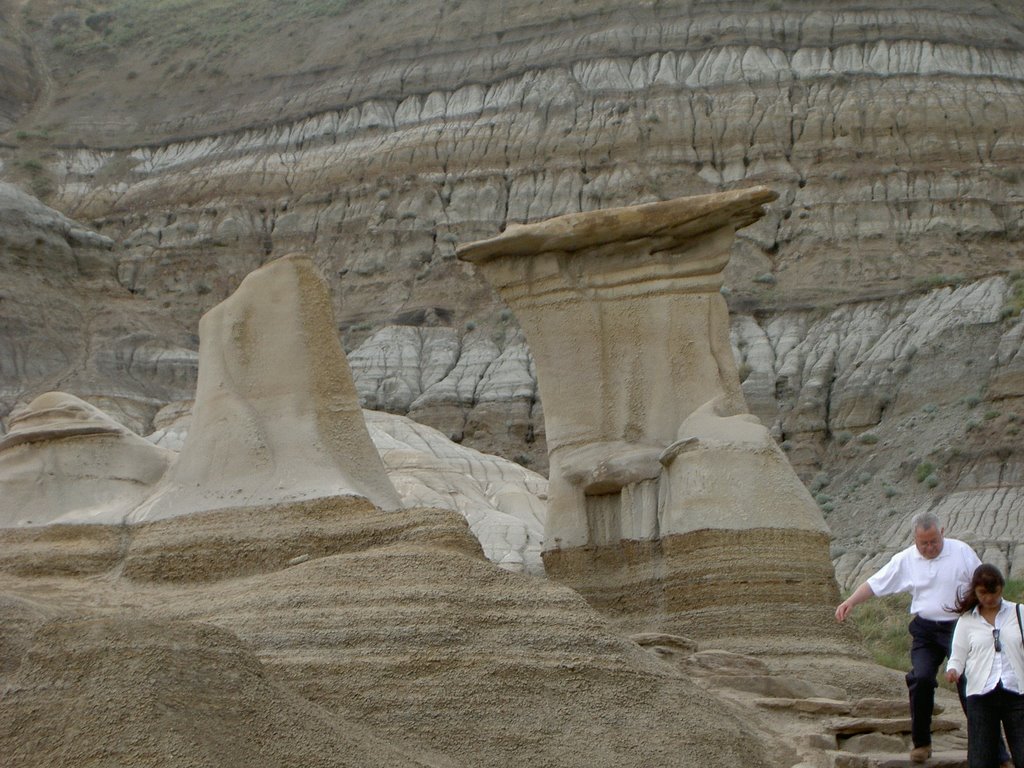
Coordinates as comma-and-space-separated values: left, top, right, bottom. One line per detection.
910, 745, 932, 763
1000, 762, 1012, 768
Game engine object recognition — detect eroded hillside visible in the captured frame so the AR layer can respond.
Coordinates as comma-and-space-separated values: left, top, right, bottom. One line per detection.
0, 0, 1022, 576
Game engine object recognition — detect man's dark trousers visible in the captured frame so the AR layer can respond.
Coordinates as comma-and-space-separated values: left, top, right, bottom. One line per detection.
908, 616, 962, 748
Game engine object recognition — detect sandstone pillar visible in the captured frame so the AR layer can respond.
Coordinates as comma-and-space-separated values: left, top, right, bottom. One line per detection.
131, 254, 401, 521
458, 188, 856, 654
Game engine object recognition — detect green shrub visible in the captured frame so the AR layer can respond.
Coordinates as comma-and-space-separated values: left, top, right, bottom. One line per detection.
914, 273, 966, 291
850, 592, 913, 671
915, 462, 935, 483
858, 433, 879, 445
1003, 273, 1024, 318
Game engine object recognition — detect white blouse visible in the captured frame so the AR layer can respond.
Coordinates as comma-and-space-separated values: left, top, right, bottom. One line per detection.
948, 599, 1024, 697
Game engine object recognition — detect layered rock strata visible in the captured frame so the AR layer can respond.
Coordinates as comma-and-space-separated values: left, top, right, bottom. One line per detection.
146, 405, 547, 574
0, 499, 790, 768
1, 1, 1023, 597
0, 183, 198, 436
459, 188, 856, 654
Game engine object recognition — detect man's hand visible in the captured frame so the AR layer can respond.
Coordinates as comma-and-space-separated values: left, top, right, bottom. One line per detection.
835, 583, 875, 622
946, 669, 960, 684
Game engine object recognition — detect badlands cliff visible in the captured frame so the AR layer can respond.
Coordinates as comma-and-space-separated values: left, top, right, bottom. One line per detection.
0, 1, 1021, 578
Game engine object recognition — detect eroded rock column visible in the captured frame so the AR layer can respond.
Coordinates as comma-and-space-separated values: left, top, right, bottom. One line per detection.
131, 253, 401, 521
459, 188, 857, 654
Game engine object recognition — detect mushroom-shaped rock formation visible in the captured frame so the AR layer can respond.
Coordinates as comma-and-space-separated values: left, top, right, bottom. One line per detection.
0, 392, 174, 527
458, 188, 857, 655
131, 254, 401, 522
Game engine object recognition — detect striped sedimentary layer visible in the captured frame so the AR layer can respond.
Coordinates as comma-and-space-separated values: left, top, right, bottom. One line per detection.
0, 499, 780, 768
33, 3, 1024, 330
543, 527, 864, 658
6, 2, 1021, 495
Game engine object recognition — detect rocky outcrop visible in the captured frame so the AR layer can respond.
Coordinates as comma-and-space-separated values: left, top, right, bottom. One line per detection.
0, 183, 198, 435
148, 406, 547, 574
132, 254, 403, 521
0, 242, 547, 572
460, 189, 859, 658
363, 409, 546, 573
0, 392, 173, 526
349, 277, 1023, 586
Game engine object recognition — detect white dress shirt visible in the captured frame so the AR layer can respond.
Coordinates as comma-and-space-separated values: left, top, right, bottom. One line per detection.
948, 600, 1024, 697
866, 538, 981, 621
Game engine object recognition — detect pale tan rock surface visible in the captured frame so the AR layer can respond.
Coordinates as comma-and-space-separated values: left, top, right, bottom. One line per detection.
132, 254, 402, 521
459, 187, 779, 550
1, 615, 448, 768
0, 392, 173, 527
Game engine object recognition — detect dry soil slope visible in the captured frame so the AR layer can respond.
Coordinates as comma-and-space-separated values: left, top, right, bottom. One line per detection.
0, 499, 784, 768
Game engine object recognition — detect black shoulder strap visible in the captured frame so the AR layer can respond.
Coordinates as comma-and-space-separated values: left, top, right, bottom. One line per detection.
1017, 603, 1024, 646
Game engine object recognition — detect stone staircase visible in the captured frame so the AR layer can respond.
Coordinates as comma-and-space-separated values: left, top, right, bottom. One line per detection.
632, 636, 970, 768
752, 693, 968, 768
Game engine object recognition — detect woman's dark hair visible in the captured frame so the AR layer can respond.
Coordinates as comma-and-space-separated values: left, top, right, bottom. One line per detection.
953, 563, 1006, 614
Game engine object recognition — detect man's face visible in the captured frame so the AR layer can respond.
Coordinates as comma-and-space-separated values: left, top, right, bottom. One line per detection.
914, 525, 945, 559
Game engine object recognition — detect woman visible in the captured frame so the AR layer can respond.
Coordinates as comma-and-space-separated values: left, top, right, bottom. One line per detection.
946, 564, 1024, 768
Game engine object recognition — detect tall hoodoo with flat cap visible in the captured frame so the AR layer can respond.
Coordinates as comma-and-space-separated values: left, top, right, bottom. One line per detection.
458, 187, 857, 654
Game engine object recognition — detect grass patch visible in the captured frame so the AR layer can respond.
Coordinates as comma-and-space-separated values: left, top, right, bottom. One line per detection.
1003, 272, 1024, 319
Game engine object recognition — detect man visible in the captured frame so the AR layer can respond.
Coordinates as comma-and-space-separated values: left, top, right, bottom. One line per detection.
835, 512, 1004, 764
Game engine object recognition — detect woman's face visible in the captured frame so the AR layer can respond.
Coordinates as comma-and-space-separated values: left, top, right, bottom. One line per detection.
975, 584, 1003, 609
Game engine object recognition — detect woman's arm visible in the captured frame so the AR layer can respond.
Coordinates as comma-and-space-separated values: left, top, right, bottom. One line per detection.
946, 617, 969, 682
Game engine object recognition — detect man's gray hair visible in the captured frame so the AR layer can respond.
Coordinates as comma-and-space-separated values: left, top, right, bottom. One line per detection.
911, 511, 941, 534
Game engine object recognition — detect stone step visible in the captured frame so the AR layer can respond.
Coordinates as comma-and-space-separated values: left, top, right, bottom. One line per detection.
829, 749, 967, 768
755, 697, 943, 718
826, 716, 961, 736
